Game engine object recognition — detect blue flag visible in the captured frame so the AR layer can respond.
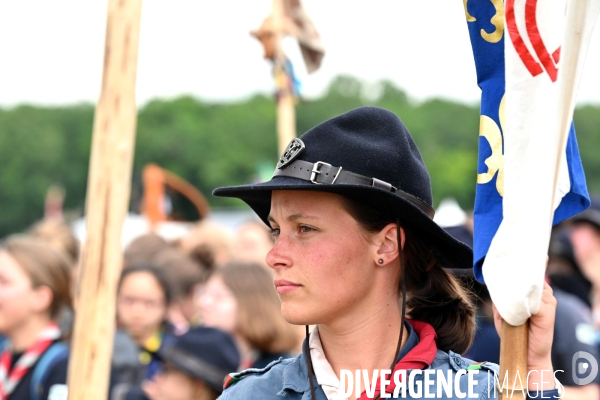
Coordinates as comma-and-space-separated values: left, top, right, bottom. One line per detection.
464, 0, 590, 283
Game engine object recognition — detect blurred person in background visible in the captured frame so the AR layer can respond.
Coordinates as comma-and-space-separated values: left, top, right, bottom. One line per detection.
570, 198, 600, 330
123, 234, 171, 270
455, 224, 600, 398
232, 220, 274, 267
152, 248, 214, 332
142, 327, 239, 400
28, 220, 80, 270
198, 262, 300, 370
178, 221, 233, 268
547, 225, 593, 308
111, 265, 176, 400
446, 219, 600, 398
0, 236, 72, 400
28, 219, 81, 338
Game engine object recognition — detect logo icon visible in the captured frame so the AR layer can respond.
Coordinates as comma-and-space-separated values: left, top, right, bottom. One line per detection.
277, 138, 305, 169
572, 351, 598, 385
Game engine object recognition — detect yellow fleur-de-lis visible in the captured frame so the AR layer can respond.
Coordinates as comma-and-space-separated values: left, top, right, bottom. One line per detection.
464, 0, 504, 43
477, 95, 505, 196
463, 0, 476, 22
481, 0, 504, 43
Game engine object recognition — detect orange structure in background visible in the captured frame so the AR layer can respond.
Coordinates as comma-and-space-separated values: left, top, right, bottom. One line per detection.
142, 164, 210, 229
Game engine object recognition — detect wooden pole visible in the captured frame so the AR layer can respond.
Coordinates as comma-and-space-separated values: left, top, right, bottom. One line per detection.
499, 320, 529, 400
67, 0, 142, 399
272, 0, 296, 155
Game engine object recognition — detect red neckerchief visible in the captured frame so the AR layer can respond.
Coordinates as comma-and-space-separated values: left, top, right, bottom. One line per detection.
0, 322, 61, 399
358, 319, 438, 400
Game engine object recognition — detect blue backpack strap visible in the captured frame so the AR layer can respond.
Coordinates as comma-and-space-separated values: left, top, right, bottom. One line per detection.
31, 342, 69, 400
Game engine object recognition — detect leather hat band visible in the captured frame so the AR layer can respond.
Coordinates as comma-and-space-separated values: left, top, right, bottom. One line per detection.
273, 159, 435, 219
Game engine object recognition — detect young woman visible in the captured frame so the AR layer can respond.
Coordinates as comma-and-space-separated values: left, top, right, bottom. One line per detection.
111, 265, 176, 400
0, 236, 72, 400
212, 107, 560, 399
198, 262, 300, 370
142, 327, 239, 400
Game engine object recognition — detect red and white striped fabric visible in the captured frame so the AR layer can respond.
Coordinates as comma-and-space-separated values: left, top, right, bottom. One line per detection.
0, 323, 61, 399
483, 0, 600, 326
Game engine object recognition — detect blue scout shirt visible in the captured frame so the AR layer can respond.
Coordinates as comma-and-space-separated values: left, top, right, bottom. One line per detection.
220, 322, 560, 399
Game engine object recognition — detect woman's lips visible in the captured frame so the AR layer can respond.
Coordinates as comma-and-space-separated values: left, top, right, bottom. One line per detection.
274, 279, 301, 294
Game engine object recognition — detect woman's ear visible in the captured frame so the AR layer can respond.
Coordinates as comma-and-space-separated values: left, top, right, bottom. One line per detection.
31, 285, 54, 316
373, 223, 404, 265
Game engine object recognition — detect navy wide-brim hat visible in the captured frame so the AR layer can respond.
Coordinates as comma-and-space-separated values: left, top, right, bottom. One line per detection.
213, 106, 472, 269
158, 327, 240, 393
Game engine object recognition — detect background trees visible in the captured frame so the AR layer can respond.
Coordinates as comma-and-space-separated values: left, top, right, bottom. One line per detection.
1, 75, 598, 236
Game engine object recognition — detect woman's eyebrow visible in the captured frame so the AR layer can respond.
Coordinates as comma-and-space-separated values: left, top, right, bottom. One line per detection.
267, 213, 318, 224
287, 213, 318, 221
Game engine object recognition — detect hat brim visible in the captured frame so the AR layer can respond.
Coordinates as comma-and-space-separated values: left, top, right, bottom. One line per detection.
213, 176, 473, 269
157, 353, 226, 394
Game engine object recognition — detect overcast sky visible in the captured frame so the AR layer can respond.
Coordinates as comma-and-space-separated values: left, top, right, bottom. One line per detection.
1, 1, 599, 107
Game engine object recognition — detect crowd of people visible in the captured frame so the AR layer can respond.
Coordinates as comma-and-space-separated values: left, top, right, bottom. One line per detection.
0, 107, 598, 399
0, 217, 303, 400
443, 201, 600, 399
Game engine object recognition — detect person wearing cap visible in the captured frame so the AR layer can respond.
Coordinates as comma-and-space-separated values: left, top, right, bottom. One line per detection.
213, 107, 561, 399
570, 198, 600, 330
141, 327, 239, 400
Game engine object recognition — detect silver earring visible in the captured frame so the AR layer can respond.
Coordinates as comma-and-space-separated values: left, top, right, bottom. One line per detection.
378, 259, 384, 264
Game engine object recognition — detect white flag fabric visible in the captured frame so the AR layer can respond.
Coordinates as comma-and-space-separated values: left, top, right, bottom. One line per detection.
482, 0, 600, 326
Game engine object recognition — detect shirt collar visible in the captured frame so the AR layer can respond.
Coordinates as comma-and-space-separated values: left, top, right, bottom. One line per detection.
291, 322, 419, 400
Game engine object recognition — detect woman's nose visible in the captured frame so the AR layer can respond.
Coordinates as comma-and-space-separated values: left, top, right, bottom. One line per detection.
265, 237, 292, 270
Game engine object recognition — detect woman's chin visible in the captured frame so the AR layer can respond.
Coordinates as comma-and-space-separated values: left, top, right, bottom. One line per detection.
281, 303, 319, 326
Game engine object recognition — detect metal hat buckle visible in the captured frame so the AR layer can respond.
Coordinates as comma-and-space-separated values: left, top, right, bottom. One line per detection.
310, 161, 331, 184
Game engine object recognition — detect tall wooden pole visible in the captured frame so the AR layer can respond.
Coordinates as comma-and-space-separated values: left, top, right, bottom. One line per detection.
272, 0, 296, 155
499, 321, 529, 400
67, 0, 142, 399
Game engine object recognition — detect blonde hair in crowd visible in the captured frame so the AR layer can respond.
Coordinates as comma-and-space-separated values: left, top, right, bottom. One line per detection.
2, 236, 73, 320
28, 219, 80, 267
217, 262, 299, 354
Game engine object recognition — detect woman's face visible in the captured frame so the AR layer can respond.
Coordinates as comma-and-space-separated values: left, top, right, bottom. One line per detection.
266, 190, 379, 326
197, 276, 238, 334
117, 271, 167, 342
0, 251, 42, 334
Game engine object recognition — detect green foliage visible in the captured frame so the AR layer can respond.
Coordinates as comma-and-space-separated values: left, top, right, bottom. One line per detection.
0, 105, 93, 236
1, 76, 599, 237
574, 106, 600, 196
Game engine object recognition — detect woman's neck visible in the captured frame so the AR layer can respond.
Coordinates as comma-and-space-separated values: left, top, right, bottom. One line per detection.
8, 315, 53, 352
316, 295, 407, 382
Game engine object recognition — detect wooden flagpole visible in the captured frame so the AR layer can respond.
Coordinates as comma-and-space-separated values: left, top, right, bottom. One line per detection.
272, 0, 296, 155
67, 0, 142, 399
498, 2, 599, 398
499, 321, 529, 400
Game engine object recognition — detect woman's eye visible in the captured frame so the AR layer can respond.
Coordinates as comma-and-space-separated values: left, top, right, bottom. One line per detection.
299, 225, 314, 233
270, 228, 280, 239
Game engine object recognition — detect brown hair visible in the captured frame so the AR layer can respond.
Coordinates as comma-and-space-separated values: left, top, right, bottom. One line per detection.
29, 219, 80, 267
151, 248, 213, 300
216, 262, 299, 354
2, 236, 73, 320
342, 197, 476, 354
123, 233, 172, 269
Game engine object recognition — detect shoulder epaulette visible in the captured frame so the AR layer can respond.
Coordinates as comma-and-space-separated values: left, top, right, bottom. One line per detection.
223, 372, 242, 390
222, 358, 286, 390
